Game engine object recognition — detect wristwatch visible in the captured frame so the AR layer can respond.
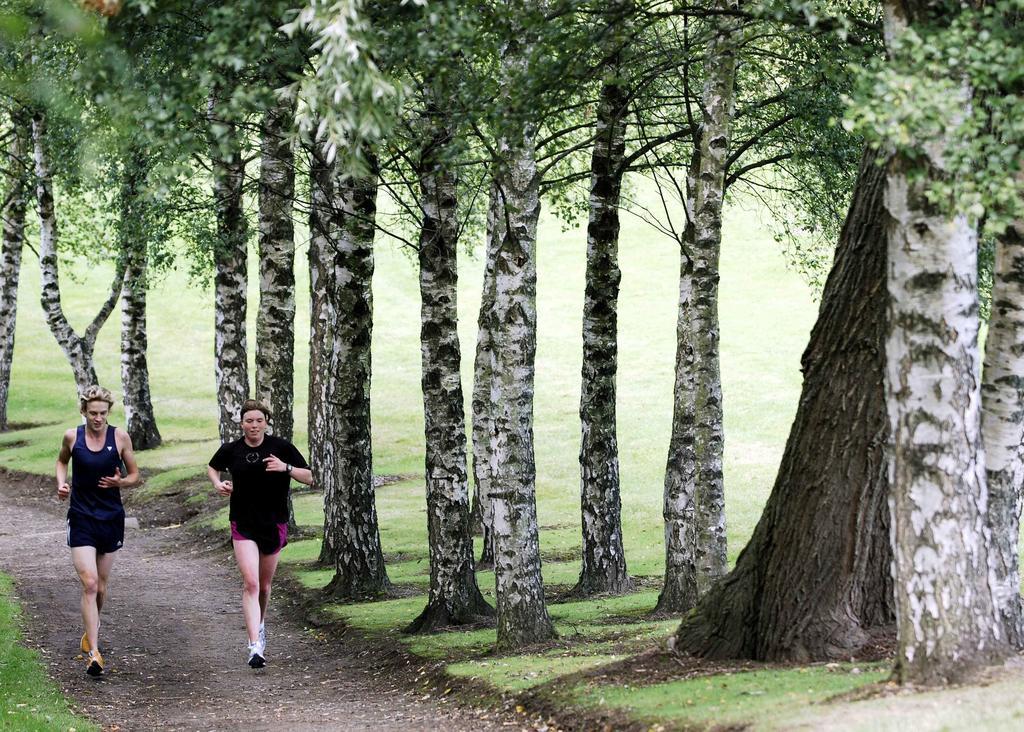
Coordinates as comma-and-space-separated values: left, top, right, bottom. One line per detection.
286, 463, 292, 475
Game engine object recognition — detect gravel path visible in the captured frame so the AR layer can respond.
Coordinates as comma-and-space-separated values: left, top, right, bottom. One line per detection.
0, 471, 520, 731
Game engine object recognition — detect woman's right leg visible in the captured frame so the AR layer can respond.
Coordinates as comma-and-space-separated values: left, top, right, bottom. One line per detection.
232, 539, 261, 644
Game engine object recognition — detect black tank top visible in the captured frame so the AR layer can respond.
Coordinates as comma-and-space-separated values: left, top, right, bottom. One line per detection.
69, 425, 125, 521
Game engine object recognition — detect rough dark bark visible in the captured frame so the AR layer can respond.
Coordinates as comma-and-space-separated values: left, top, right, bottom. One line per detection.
323, 154, 390, 599
309, 142, 338, 559
574, 72, 632, 597
407, 104, 493, 633
118, 149, 161, 450
0, 110, 30, 430
470, 180, 504, 569
657, 2, 736, 614
981, 222, 1024, 650
208, 92, 250, 444
674, 149, 895, 661
33, 110, 124, 392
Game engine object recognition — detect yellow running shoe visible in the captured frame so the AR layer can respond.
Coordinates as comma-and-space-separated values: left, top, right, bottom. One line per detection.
86, 649, 104, 677
80, 632, 90, 654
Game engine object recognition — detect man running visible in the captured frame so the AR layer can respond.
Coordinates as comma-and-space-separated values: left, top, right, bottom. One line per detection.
56, 385, 139, 676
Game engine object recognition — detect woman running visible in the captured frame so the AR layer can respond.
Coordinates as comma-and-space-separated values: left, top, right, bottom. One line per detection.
207, 399, 311, 669
56, 385, 139, 677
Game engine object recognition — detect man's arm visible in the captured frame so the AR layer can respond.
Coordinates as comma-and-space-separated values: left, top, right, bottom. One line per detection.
99, 429, 140, 489
55, 429, 74, 501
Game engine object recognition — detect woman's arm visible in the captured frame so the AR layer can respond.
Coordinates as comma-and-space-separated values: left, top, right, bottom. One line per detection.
288, 466, 313, 486
262, 454, 313, 486
208, 465, 233, 496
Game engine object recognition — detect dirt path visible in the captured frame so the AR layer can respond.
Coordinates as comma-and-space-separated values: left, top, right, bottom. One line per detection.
0, 472, 519, 732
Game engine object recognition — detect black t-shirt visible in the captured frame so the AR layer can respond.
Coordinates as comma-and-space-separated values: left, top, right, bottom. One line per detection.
208, 435, 308, 526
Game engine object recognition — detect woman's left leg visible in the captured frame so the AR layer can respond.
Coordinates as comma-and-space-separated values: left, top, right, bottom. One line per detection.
257, 550, 281, 623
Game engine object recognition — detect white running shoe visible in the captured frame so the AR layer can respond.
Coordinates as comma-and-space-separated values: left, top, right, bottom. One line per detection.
258, 622, 266, 650
247, 641, 265, 669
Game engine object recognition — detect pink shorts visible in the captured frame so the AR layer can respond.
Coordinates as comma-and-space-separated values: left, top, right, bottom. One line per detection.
230, 521, 288, 555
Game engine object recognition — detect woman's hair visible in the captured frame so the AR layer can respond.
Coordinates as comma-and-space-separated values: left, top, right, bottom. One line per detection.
79, 385, 115, 412
239, 399, 271, 422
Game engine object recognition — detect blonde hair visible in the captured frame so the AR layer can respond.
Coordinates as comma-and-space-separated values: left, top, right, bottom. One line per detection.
79, 385, 115, 412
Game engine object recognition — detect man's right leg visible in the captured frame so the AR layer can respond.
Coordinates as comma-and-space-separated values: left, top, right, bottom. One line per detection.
71, 546, 100, 652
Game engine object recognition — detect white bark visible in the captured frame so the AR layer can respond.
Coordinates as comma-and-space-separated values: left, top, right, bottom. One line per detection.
658, 0, 736, 613
489, 34, 555, 648
208, 93, 250, 443
576, 70, 631, 596
981, 221, 1024, 648
256, 95, 298, 443
118, 150, 161, 450
408, 102, 492, 631
322, 155, 390, 598
885, 169, 1004, 683
33, 111, 123, 392
883, 0, 1006, 685
470, 180, 504, 567
120, 245, 160, 449
309, 141, 337, 532
0, 110, 30, 430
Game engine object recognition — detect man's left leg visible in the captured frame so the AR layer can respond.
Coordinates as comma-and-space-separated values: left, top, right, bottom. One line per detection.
95, 550, 115, 638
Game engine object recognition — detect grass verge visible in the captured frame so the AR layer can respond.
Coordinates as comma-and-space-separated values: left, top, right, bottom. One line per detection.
0, 573, 98, 732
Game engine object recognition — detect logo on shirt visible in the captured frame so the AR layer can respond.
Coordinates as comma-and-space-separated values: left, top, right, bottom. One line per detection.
106, 446, 113, 451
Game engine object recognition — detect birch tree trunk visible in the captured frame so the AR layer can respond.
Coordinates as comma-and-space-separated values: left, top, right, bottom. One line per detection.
256, 95, 297, 442
0, 111, 30, 430
489, 32, 556, 645
885, 161, 1005, 684
675, 149, 894, 661
470, 180, 504, 569
208, 93, 250, 443
33, 111, 124, 392
981, 221, 1024, 649
119, 149, 161, 450
575, 71, 632, 597
658, 3, 737, 614
324, 156, 390, 599
256, 94, 298, 531
407, 105, 493, 633
309, 143, 339, 562
883, 0, 1006, 685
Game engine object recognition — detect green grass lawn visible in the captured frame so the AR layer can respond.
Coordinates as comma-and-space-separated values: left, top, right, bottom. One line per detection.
3, 180, 876, 729
578, 663, 892, 730
0, 574, 98, 732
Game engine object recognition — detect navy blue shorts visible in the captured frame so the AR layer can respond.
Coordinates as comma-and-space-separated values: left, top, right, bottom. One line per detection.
67, 513, 124, 554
